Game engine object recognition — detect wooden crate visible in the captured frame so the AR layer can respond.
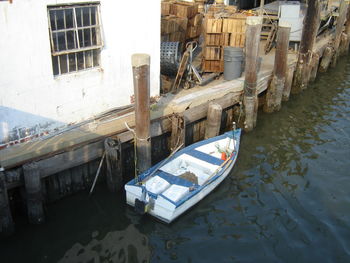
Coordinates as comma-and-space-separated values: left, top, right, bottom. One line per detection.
186, 25, 201, 39
202, 60, 224, 73
189, 13, 203, 26
204, 46, 222, 61
205, 33, 223, 46
171, 2, 198, 18
161, 16, 188, 35
206, 18, 223, 33
161, 2, 173, 16
223, 18, 246, 48
169, 31, 186, 42
207, 4, 237, 14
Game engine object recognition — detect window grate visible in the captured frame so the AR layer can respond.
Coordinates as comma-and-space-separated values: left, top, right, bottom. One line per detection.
47, 3, 103, 76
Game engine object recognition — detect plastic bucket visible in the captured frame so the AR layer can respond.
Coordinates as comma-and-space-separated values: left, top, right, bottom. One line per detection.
224, 47, 244, 81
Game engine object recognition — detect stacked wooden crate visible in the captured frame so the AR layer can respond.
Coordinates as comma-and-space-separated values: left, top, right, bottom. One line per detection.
161, 1, 203, 44
161, 15, 188, 42
207, 4, 238, 15
203, 13, 247, 73
194, 0, 205, 13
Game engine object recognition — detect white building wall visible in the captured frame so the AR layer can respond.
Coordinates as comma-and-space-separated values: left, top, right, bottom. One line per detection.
0, 0, 160, 144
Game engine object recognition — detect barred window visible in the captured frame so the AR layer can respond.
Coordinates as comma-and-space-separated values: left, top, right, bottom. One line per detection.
47, 3, 103, 76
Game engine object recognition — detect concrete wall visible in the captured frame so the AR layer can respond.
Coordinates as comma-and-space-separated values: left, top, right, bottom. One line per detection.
0, 0, 160, 144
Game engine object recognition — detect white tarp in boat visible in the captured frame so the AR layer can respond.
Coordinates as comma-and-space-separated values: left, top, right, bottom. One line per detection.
145, 176, 170, 195
162, 184, 189, 203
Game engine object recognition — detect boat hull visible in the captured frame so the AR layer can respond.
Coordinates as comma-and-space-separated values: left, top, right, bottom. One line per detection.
125, 129, 241, 223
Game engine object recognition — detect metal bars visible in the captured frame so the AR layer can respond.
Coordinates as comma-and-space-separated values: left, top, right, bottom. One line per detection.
47, 4, 102, 76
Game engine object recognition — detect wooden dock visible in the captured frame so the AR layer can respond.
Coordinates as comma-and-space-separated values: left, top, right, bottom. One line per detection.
1, 0, 349, 236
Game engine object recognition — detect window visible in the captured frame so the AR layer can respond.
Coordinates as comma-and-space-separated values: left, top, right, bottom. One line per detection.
47, 3, 103, 76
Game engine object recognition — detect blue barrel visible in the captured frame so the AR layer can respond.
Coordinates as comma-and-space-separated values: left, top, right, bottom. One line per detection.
224, 47, 244, 81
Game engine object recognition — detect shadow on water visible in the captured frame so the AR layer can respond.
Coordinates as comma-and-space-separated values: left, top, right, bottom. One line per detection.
1, 55, 350, 263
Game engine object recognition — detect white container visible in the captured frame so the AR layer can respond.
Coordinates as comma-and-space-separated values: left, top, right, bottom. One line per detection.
279, 1, 300, 19
279, 15, 304, 42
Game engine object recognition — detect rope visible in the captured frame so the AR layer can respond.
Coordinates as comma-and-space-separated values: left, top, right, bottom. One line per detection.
237, 102, 243, 125
125, 122, 151, 182
167, 114, 185, 151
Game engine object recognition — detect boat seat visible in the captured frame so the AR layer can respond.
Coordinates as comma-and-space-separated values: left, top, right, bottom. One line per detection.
156, 170, 199, 188
187, 149, 224, 166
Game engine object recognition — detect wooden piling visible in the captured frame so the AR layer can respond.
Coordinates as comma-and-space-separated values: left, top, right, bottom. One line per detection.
23, 162, 45, 224
292, 0, 320, 93
243, 16, 263, 132
104, 138, 123, 193
264, 22, 291, 113
340, 33, 349, 54
319, 46, 333, 72
282, 65, 295, 102
331, 0, 349, 67
0, 170, 14, 236
309, 53, 320, 82
205, 103, 222, 139
344, 6, 350, 54
132, 54, 151, 174
170, 114, 185, 151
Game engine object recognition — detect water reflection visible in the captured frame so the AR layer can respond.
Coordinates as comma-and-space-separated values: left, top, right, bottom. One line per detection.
1, 57, 350, 263
59, 225, 151, 263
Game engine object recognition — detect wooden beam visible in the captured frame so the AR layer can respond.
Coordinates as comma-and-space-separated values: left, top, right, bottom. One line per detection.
309, 53, 320, 82
205, 103, 222, 139
104, 138, 123, 193
282, 65, 295, 102
132, 54, 152, 174
35, 141, 104, 178
243, 16, 263, 131
319, 46, 333, 72
23, 163, 45, 224
0, 170, 14, 236
170, 114, 185, 151
344, 5, 350, 53
264, 22, 291, 113
292, 0, 320, 93
331, 0, 349, 66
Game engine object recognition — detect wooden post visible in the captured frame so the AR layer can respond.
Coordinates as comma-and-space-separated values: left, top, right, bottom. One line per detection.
259, 0, 265, 16
23, 162, 45, 224
264, 22, 291, 113
344, 6, 350, 53
205, 103, 222, 139
331, 0, 349, 67
319, 46, 333, 72
170, 114, 185, 151
104, 138, 123, 193
292, 0, 320, 94
243, 16, 263, 132
340, 33, 349, 54
132, 54, 151, 174
0, 170, 14, 236
309, 53, 320, 82
282, 65, 295, 102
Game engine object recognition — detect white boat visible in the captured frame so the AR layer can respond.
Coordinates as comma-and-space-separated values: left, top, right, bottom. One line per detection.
124, 128, 241, 223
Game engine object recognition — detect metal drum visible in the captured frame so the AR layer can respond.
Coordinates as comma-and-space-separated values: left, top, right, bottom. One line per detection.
161, 42, 182, 76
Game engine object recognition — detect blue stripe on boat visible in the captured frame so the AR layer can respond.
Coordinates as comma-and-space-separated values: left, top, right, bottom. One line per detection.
156, 171, 199, 188
187, 149, 224, 166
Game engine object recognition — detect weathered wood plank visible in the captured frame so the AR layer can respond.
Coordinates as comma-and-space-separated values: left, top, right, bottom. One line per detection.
23, 163, 45, 224
35, 141, 104, 178
0, 170, 14, 236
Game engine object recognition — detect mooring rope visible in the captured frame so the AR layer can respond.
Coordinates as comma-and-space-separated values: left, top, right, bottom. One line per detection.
124, 122, 151, 182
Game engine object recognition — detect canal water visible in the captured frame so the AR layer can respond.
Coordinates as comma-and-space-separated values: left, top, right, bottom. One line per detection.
1, 55, 350, 263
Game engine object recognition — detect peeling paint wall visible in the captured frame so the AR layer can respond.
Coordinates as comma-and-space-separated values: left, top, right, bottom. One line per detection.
0, 0, 160, 145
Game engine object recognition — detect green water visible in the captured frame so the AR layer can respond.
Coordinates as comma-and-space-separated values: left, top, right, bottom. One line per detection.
1, 55, 350, 263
